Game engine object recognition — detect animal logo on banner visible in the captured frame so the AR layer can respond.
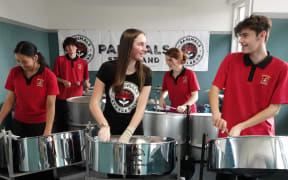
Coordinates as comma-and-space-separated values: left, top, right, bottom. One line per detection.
176, 35, 204, 66
72, 34, 95, 64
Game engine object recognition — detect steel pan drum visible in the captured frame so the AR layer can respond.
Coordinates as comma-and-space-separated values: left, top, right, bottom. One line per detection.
208, 136, 288, 175
88, 135, 176, 175
142, 111, 187, 144
17, 130, 85, 172
66, 96, 104, 127
189, 113, 218, 160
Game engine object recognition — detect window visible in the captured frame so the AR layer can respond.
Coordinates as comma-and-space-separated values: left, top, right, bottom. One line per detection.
231, 0, 253, 52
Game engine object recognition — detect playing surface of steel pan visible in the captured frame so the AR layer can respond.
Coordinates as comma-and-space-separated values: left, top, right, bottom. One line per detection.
142, 111, 187, 144
17, 130, 85, 172
189, 113, 218, 160
88, 135, 176, 175
208, 136, 288, 175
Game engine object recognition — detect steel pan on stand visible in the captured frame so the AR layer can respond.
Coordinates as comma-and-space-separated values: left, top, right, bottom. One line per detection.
66, 96, 103, 133
17, 130, 86, 172
189, 113, 218, 161
208, 135, 288, 177
142, 111, 187, 144
142, 111, 219, 160
87, 134, 176, 176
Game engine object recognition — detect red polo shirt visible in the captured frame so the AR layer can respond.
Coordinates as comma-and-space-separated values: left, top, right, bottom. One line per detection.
53, 55, 89, 100
162, 68, 200, 113
5, 66, 59, 124
213, 52, 288, 137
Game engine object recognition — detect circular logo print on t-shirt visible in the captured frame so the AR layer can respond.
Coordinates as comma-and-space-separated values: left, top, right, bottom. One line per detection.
176, 35, 204, 66
109, 81, 139, 113
72, 34, 95, 64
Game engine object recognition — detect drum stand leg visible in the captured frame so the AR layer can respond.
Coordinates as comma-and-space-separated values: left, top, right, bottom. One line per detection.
53, 168, 58, 179
85, 130, 91, 180
3, 130, 15, 180
176, 144, 182, 180
199, 133, 207, 180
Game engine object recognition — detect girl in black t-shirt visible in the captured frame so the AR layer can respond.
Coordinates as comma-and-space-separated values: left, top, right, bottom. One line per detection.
89, 28, 152, 143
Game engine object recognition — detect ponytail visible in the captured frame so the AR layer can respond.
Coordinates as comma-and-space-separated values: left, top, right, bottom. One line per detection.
36, 52, 49, 67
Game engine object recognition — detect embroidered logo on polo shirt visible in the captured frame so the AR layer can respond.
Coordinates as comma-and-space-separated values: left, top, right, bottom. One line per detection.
183, 76, 187, 83
78, 64, 82, 70
36, 78, 44, 87
260, 75, 271, 85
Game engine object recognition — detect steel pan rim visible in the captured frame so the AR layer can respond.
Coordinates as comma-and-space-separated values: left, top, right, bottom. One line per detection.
88, 135, 176, 145
190, 113, 212, 116
145, 110, 212, 117
209, 135, 288, 142
17, 129, 84, 141
144, 110, 186, 116
66, 96, 90, 103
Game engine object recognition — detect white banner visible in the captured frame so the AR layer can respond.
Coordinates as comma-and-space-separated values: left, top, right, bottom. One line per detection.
58, 30, 210, 71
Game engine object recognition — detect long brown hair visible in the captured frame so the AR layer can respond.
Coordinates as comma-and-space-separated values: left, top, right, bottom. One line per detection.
112, 28, 150, 94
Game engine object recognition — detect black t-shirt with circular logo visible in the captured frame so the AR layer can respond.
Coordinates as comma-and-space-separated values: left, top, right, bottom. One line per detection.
96, 60, 152, 135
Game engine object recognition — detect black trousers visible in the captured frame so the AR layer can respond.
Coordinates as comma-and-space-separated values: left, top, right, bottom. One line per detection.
53, 99, 70, 133
11, 118, 45, 137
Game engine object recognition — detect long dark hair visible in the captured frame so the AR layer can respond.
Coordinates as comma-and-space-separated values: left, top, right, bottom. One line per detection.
14, 41, 49, 67
112, 28, 150, 93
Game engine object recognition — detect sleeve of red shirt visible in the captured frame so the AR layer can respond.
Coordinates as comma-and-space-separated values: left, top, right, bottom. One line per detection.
46, 68, 60, 95
53, 56, 60, 77
212, 53, 232, 90
83, 60, 89, 80
161, 72, 168, 91
188, 70, 200, 92
271, 63, 288, 104
5, 68, 15, 92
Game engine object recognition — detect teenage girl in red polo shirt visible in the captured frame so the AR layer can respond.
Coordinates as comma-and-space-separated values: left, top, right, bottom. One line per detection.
159, 47, 200, 113
0, 41, 59, 137
53, 37, 90, 132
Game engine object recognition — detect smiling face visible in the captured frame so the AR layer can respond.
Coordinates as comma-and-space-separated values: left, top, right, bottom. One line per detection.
165, 55, 182, 71
130, 33, 147, 62
15, 53, 37, 71
238, 28, 266, 54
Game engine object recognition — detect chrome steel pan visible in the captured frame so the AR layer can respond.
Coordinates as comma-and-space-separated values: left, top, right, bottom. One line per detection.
208, 136, 288, 175
88, 135, 176, 175
189, 113, 218, 160
17, 130, 85, 172
66, 96, 104, 127
142, 111, 187, 144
